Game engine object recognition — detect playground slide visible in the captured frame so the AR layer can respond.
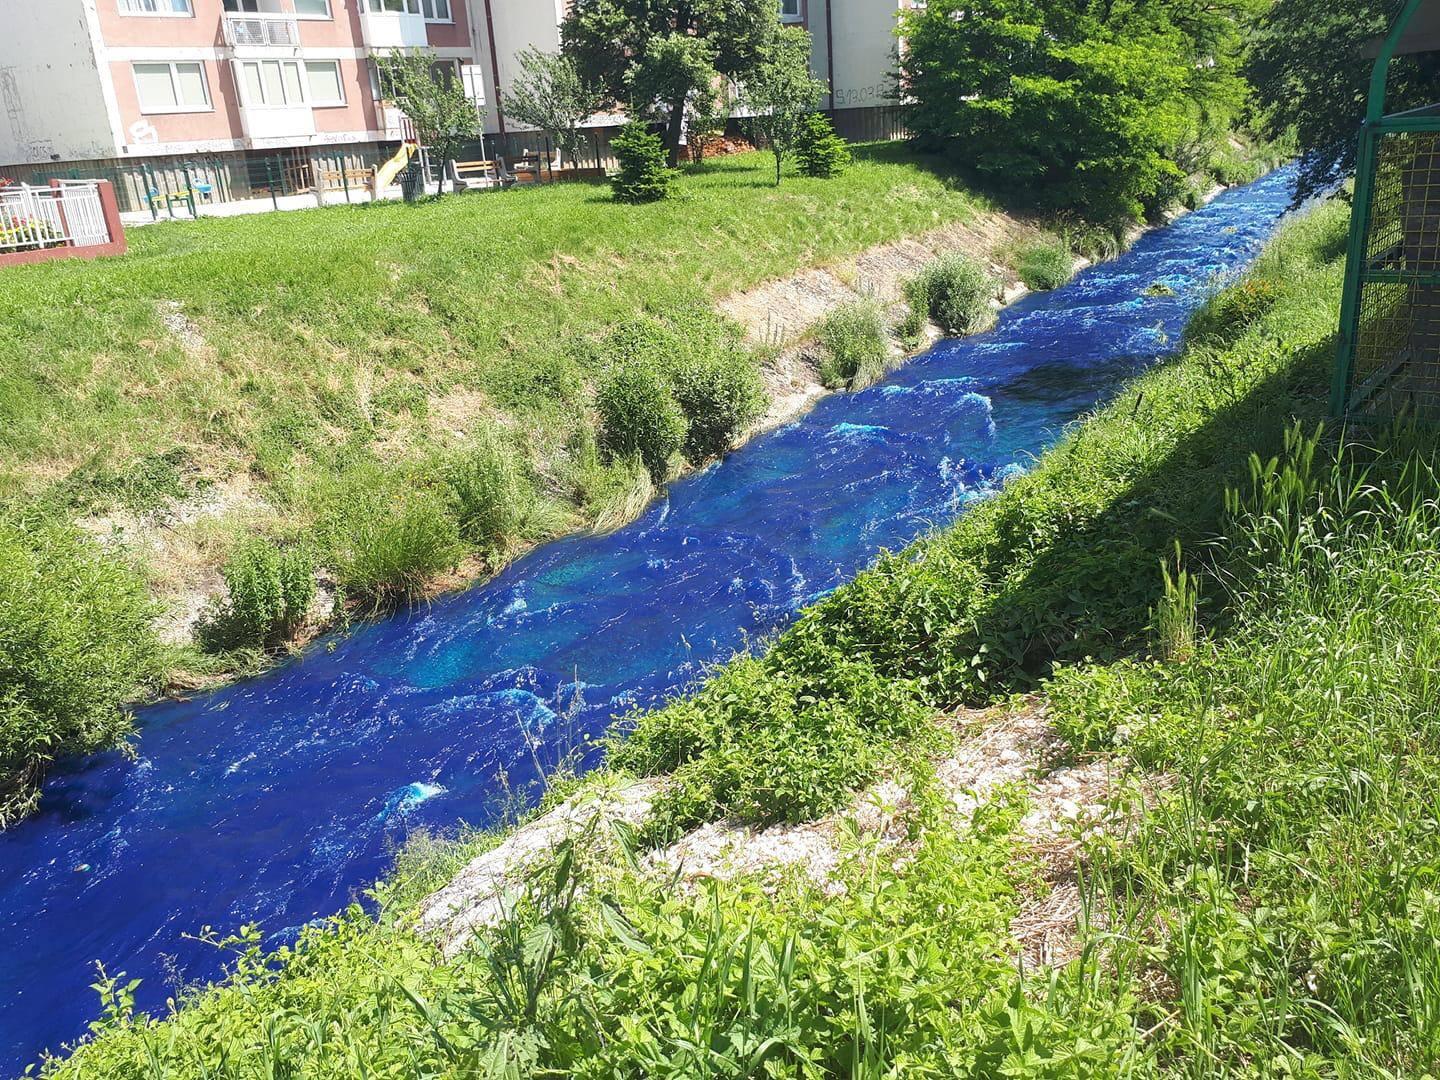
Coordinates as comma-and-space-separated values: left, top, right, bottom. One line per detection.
374, 143, 416, 193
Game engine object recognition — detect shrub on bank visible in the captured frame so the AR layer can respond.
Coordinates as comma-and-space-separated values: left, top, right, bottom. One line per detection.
669, 350, 765, 461
816, 300, 888, 388
610, 122, 674, 204
903, 253, 997, 336
1016, 237, 1075, 292
443, 432, 559, 562
593, 309, 763, 472
320, 469, 462, 608
596, 359, 687, 481
203, 541, 315, 650
1185, 276, 1282, 346
0, 519, 159, 822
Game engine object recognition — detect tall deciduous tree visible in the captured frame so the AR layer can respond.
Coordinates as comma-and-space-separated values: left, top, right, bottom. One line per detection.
900, 0, 1253, 224
1248, 0, 1440, 202
506, 48, 602, 169
742, 26, 828, 185
561, 0, 777, 166
374, 50, 484, 196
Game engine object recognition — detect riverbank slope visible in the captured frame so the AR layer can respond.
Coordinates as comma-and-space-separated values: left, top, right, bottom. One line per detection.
42, 194, 1410, 1077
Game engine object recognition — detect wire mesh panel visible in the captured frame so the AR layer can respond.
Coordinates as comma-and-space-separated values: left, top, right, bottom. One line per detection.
1343, 126, 1440, 419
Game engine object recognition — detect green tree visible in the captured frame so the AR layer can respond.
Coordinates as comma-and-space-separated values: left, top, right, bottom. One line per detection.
505, 48, 602, 169
795, 112, 851, 178
742, 25, 828, 185
561, 0, 778, 166
610, 121, 676, 202
1249, 0, 1440, 202
373, 49, 484, 196
900, 0, 1251, 223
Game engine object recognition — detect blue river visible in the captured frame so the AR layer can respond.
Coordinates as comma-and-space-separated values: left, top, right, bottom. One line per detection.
0, 168, 1298, 1072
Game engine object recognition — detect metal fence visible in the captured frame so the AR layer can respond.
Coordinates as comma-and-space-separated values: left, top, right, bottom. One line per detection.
0, 182, 109, 253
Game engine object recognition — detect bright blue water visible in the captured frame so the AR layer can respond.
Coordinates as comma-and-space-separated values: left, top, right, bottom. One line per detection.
0, 168, 1298, 1072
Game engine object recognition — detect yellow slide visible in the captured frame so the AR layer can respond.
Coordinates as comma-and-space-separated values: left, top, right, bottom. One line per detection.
374, 142, 417, 193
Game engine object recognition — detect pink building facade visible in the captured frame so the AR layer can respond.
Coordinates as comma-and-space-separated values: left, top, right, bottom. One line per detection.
2, 0, 484, 208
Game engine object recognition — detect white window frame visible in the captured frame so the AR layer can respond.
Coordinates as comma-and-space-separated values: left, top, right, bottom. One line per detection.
118, 0, 193, 16
133, 61, 212, 114
291, 0, 333, 19
420, 0, 452, 22
236, 59, 346, 108
363, 0, 421, 14
779, 0, 802, 21
303, 60, 346, 107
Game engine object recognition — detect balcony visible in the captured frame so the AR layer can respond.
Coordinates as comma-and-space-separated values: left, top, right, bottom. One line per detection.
223, 13, 302, 52
359, 8, 428, 49
239, 104, 316, 146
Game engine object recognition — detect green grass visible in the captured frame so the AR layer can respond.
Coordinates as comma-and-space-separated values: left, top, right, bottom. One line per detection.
41, 187, 1378, 1079
0, 146, 990, 505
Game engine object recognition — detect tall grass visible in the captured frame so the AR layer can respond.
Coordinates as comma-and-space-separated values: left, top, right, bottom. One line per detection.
816, 299, 889, 389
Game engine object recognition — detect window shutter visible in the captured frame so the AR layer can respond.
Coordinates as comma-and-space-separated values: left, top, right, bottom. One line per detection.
461, 64, 486, 107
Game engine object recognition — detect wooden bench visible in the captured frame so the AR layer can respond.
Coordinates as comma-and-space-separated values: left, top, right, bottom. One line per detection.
451, 159, 508, 190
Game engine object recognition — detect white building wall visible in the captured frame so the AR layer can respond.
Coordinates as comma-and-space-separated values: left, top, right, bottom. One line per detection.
471, 0, 565, 136
826, 0, 903, 112
0, 0, 119, 167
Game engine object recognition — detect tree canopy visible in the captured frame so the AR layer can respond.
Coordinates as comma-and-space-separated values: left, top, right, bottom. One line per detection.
561, 0, 778, 165
505, 48, 602, 168
373, 50, 484, 196
1248, 0, 1440, 201
900, 0, 1257, 223
742, 25, 827, 185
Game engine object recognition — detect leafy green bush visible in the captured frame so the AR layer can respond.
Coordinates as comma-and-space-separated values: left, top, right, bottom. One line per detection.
203, 541, 315, 650
610, 121, 674, 204
320, 468, 462, 608
795, 112, 851, 179
903, 254, 997, 336
817, 300, 888, 388
591, 309, 762, 469
595, 359, 687, 481
443, 433, 556, 561
669, 350, 764, 461
0, 520, 159, 822
1185, 277, 1282, 346
1015, 237, 1075, 292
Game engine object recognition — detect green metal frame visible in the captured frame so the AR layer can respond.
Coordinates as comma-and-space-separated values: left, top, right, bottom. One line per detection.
1332, 0, 1439, 417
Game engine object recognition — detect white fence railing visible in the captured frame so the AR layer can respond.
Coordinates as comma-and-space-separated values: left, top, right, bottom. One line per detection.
223, 14, 301, 48
0, 183, 110, 253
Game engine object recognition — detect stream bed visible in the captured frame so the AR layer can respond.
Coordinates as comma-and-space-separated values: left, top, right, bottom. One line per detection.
0, 168, 1298, 1072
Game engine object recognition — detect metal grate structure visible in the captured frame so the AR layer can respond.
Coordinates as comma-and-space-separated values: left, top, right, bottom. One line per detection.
1334, 0, 1440, 420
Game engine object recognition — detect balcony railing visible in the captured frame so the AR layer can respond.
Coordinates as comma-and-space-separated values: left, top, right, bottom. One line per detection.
223, 13, 301, 49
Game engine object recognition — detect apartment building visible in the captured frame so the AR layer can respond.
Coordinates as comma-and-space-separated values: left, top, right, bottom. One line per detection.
0, 0, 911, 205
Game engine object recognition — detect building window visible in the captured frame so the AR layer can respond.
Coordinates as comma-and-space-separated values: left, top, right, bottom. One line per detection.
134, 61, 211, 112
118, 0, 192, 14
362, 0, 421, 13
779, 0, 801, 21
304, 61, 345, 106
238, 59, 345, 107
222, 0, 260, 10
293, 0, 332, 16
420, 0, 451, 20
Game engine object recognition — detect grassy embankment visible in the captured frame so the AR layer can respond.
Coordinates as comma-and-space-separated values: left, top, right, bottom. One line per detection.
49, 195, 1436, 1075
